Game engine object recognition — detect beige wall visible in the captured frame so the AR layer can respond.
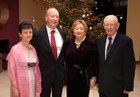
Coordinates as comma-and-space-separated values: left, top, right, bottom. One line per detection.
19, 0, 45, 29
127, 0, 140, 61
19, 0, 140, 61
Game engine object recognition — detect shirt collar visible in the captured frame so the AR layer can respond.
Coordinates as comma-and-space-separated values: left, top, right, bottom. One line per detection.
46, 25, 57, 34
107, 32, 117, 41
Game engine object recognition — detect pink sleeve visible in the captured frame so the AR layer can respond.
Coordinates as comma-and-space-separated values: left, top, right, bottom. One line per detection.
6, 49, 18, 89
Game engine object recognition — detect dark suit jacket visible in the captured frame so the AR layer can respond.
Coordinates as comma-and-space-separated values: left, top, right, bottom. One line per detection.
31, 26, 66, 82
97, 33, 135, 95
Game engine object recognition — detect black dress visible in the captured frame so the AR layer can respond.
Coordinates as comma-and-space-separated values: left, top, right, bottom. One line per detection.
65, 36, 98, 97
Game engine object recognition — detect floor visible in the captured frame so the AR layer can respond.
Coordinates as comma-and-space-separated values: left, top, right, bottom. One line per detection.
0, 65, 140, 97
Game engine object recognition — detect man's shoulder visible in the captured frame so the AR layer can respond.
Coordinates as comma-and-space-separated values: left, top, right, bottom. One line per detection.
96, 36, 106, 43
57, 27, 66, 33
34, 26, 46, 35
117, 33, 132, 42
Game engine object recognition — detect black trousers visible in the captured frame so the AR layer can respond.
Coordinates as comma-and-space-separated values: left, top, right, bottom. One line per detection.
67, 79, 90, 97
99, 90, 128, 97
41, 80, 64, 97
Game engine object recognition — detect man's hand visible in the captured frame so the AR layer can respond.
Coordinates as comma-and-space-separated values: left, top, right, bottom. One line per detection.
123, 90, 130, 94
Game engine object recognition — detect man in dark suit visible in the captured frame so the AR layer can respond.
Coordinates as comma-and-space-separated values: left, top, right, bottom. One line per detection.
97, 15, 135, 97
31, 7, 66, 97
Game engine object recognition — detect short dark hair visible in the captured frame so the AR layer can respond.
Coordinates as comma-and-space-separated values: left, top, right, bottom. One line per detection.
18, 21, 33, 33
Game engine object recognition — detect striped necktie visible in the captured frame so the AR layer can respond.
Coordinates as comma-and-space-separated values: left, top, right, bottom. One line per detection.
106, 37, 112, 57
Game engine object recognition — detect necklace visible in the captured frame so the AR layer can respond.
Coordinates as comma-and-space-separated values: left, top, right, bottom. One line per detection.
21, 41, 31, 57
75, 36, 86, 48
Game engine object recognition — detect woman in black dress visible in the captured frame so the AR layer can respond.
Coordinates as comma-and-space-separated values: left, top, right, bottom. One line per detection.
65, 19, 98, 97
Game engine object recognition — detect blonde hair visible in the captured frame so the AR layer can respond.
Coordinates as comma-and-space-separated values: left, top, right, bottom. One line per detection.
71, 19, 88, 34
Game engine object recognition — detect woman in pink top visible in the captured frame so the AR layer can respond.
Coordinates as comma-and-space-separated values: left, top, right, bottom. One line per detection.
6, 22, 41, 97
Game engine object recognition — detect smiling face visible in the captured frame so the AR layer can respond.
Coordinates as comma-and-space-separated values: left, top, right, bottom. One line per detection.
71, 20, 88, 39
73, 23, 86, 39
103, 15, 120, 36
45, 8, 59, 30
18, 22, 33, 44
19, 28, 33, 43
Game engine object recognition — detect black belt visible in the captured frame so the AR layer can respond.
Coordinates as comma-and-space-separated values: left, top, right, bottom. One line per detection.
27, 62, 36, 68
73, 64, 89, 85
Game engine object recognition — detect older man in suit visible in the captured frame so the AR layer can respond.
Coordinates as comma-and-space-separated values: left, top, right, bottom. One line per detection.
31, 8, 66, 97
97, 15, 135, 97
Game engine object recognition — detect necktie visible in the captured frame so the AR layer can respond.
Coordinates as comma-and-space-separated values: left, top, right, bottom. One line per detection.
106, 37, 112, 57
51, 30, 57, 60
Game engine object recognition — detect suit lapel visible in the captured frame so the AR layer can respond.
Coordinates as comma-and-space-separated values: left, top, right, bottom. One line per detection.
41, 27, 52, 52
100, 37, 106, 62
57, 28, 66, 60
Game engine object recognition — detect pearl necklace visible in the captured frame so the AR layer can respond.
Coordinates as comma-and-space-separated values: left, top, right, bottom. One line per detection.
75, 36, 86, 48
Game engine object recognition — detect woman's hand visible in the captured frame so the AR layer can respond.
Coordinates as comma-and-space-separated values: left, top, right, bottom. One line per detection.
10, 84, 19, 97
90, 77, 96, 88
